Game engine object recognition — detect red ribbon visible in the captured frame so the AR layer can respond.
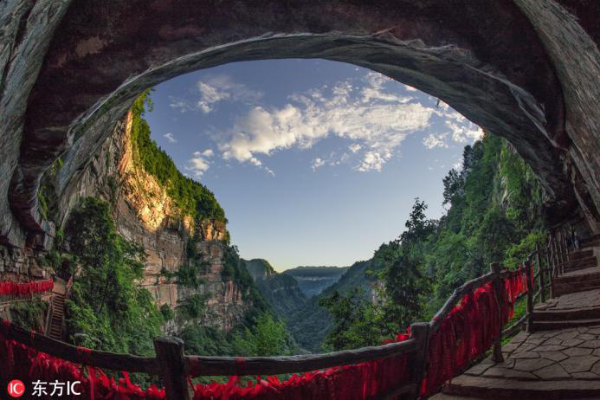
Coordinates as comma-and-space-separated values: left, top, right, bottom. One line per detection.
0, 278, 54, 297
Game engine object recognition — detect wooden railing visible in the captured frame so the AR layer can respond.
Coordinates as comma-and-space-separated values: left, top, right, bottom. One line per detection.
1, 230, 580, 400
0, 267, 516, 399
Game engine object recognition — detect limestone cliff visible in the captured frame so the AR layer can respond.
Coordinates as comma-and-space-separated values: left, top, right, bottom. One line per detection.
0, 104, 251, 335
70, 108, 248, 333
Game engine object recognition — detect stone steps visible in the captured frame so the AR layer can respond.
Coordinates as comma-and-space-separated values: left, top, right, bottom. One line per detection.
534, 306, 600, 321
47, 293, 66, 341
533, 318, 600, 330
554, 267, 600, 296
564, 256, 598, 272
580, 235, 600, 248
554, 279, 600, 297
430, 394, 482, 399
442, 375, 600, 399
570, 249, 594, 260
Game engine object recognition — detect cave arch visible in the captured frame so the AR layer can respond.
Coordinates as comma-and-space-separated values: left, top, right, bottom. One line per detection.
1, 0, 599, 247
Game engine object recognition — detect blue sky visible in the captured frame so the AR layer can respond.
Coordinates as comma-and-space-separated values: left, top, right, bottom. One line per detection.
145, 59, 482, 271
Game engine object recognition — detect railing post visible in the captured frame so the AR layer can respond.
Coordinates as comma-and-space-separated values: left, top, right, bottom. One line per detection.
490, 262, 504, 363
550, 233, 561, 275
536, 244, 546, 304
546, 246, 555, 299
558, 231, 567, 269
559, 232, 568, 274
409, 322, 430, 400
154, 337, 192, 400
525, 259, 535, 333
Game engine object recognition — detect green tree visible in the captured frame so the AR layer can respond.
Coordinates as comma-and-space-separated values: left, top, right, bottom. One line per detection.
64, 198, 163, 356
233, 313, 292, 356
375, 199, 434, 334
319, 288, 383, 350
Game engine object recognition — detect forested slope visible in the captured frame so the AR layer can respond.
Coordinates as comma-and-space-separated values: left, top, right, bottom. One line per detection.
289, 133, 547, 352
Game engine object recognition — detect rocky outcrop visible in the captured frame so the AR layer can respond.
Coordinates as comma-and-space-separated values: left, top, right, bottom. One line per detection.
244, 259, 307, 319
0, 107, 249, 334
80, 110, 245, 333
245, 259, 277, 281
1, 0, 600, 250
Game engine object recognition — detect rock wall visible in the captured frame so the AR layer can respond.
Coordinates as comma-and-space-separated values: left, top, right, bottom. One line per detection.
2, 0, 599, 249
0, 109, 249, 333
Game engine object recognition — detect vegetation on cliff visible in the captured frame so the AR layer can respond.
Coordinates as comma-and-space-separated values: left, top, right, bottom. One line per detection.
62, 198, 164, 356
298, 134, 547, 351
244, 259, 308, 317
130, 92, 226, 224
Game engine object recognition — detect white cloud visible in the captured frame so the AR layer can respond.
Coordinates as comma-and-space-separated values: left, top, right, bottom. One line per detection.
163, 133, 177, 143
264, 167, 275, 177
348, 144, 361, 153
404, 84, 417, 92
445, 121, 484, 143
312, 158, 325, 171
169, 97, 194, 113
198, 70, 483, 173
249, 157, 262, 167
426, 102, 484, 147
201, 149, 214, 157
186, 151, 212, 177
217, 75, 432, 172
196, 75, 263, 113
357, 151, 386, 172
423, 133, 449, 149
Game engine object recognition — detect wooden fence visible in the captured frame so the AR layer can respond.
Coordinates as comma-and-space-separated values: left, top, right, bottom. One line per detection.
0, 232, 573, 399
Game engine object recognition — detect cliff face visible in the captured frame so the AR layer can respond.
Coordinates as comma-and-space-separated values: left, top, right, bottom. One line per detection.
3, 0, 600, 254
245, 259, 277, 281
243, 258, 307, 322
57, 110, 246, 333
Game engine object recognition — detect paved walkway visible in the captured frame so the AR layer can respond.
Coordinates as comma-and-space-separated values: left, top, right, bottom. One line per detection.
433, 243, 600, 399
560, 266, 600, 279
465, 326, 600, 381
537, 288, 600, 311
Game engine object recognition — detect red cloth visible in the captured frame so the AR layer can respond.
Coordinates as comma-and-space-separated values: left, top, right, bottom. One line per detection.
1, 317, 413, 400
421, 282, 502, 396
0, 266, 535, 400
0, 320, 165, 400
192, 332, 413, 400
0, 278, 53, 297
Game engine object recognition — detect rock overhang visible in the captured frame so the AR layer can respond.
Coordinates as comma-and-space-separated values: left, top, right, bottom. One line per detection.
1, 0, 599, 247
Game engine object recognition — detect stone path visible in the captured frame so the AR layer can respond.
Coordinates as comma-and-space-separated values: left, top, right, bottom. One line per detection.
536, 288, 600, 311
466, 326, 600, 381
561, 266, 600, 279
430, 242, 600, 398
431, 320, 600, 399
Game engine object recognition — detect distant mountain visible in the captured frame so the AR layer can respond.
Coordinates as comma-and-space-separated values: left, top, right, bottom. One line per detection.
286, 258, 385, 352
244, 259, 276, 281
283, 266, 349, 297
242, 259, 307, 317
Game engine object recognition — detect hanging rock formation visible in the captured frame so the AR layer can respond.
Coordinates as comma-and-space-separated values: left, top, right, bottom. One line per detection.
0, 1, 598, 298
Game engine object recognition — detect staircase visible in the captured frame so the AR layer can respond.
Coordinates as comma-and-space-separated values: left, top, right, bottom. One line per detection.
550, 238, 599, 298
430, 234, 600, 399
45, 277, 68, 341
47, 293, 65, 340
528, 236, 600, 331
